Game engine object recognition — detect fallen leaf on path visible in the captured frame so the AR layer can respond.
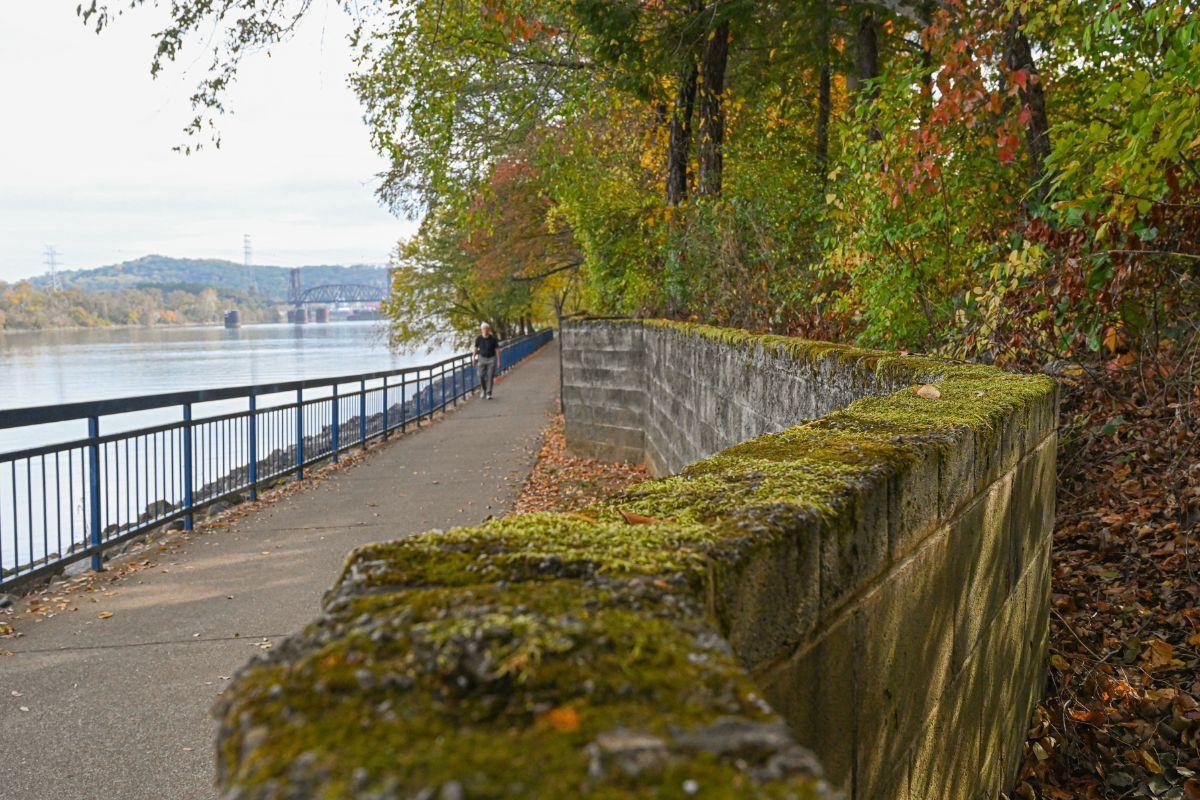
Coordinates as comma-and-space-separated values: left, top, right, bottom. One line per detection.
97, 612, 113, 619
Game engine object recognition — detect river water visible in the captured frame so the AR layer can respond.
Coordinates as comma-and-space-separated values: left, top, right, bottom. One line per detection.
0, 322, 463, 575
0, 322, 457, 450
0, 321, 451, 413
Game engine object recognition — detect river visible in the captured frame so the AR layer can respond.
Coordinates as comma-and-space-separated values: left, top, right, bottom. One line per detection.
0, 322, 464, 576
0, 321, 457, 451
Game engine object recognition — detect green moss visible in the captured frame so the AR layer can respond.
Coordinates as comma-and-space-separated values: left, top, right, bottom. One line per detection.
639, 318, 956, 385
333, 513, 724, 595
217, 580, 825, 798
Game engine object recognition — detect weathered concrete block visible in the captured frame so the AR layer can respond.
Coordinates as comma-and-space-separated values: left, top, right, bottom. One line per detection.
948, 470, 1016, 675
909, 645, 988, 800
938, 424, 978, 519
975, 575, 1035, 795
853, 531, 956, 799
1009, 434, 1057, 587
565, 420, 645, 453
757, 612, 859, 792
819, 477, 892, 615
886, 441, 944, 560
714, 523, 822, 669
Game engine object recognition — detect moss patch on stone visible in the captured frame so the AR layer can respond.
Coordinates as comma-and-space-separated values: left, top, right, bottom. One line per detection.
217, 579, 829, 799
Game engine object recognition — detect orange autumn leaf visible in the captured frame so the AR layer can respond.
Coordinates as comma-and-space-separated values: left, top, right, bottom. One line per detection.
617, 508, 672, 525
1140, 639, 1180, 672
542, 706, 581, 732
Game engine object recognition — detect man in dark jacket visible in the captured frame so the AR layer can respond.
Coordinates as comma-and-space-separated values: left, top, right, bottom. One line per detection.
474, 322, 501, 399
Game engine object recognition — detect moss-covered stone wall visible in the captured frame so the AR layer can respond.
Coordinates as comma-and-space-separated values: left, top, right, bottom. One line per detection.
561, 320, 1057, 798
214, 320, 1055, 800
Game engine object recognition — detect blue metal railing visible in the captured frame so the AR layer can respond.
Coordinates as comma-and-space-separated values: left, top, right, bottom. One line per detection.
0, 328, 553, 591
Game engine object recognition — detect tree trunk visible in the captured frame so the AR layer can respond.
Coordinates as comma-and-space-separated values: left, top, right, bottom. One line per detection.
697, 20, 730, 198
1003, 14, 1051, 197
816, 11, 832, 186
856, 13, 880, 98
817, 64, 831, 176
855, 12, 882, 141
666, 61, 698, 206
919, 44, 933, 124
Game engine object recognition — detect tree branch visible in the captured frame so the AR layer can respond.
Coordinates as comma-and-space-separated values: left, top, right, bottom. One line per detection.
511, 261, 584, 282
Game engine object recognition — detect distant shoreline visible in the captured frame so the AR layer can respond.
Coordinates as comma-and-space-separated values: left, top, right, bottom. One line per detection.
0, 318, 388, 335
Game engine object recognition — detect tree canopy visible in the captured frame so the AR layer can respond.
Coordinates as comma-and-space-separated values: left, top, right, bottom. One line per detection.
83, 0, 1199, 352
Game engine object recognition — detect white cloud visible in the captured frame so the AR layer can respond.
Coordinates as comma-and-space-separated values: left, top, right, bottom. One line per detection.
0, 2, 412, 280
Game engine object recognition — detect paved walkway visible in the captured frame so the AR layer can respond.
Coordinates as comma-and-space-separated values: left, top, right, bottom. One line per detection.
0, 343, 560, 800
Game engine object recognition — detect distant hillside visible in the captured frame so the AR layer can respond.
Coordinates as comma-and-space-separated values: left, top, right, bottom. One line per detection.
30, 255, 389, 302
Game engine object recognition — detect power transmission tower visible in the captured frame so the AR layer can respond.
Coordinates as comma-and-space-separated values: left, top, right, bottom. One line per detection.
243, 234, 260, 297
44, 245, 62, 291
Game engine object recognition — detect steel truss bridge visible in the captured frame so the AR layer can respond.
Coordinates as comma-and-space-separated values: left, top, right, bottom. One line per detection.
290, 283, 387, 306
287, 267, 388, 307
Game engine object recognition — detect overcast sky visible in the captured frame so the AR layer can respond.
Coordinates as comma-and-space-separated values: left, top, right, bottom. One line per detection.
0, 2, 411, 282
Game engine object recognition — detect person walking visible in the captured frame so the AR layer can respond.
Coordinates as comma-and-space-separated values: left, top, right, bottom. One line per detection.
474, 322, 501, 399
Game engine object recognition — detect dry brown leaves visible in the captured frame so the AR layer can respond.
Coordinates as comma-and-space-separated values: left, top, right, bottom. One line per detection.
514, 412, 648, 514
1017, 350, 1200, 799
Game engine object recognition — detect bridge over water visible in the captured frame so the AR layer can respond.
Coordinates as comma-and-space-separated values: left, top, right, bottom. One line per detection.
285, 267, 389, 323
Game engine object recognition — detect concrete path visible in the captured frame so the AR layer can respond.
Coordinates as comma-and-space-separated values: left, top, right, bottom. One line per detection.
0, 343, 560, 800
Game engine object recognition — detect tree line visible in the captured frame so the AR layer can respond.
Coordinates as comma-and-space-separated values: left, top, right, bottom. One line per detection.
0, 280, 275, 330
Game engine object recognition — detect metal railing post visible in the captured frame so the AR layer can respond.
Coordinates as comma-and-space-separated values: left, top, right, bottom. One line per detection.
87, 416, 103, 571
359, 379, 367, 448
383, 376, 389, 440
248, 393, 258, 501
182, 403, 194, 531
415, 371, 422, 427
400, 374, 408, 432
295, 389, 304, 481
331, 384, 340, 463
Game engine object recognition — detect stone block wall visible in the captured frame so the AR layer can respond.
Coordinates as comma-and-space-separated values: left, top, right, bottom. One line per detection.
214, 320, 1055, 800
563, 320, 1057, 799
564, 321, 908, 475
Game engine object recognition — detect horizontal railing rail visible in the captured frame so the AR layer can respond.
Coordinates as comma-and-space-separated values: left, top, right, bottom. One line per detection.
0, 328, 553, 591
